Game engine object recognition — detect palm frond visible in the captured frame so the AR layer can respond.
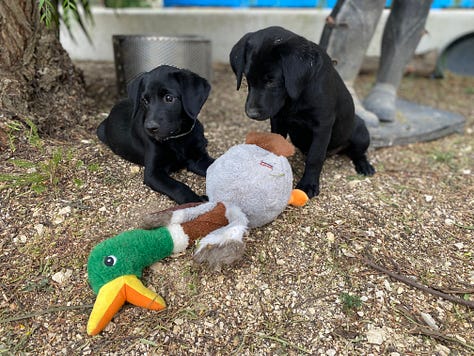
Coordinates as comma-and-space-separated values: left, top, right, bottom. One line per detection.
38, 0, 93, 42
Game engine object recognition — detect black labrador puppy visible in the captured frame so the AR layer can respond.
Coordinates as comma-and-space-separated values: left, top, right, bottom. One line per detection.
97, 65, 214, 204
230, 26, 375, 198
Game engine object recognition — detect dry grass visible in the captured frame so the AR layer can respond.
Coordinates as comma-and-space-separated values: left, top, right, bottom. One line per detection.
0, 62, 473, 355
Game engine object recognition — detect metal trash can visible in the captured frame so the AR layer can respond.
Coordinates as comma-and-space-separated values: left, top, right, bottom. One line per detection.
113, 34, 212, 96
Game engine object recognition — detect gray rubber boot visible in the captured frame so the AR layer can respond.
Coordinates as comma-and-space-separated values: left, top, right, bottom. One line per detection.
363, 0, 433, 122
320, 0, 385, 127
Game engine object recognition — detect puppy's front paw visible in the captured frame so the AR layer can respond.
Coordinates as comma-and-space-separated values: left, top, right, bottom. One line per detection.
296, 180, 319, 199
354, 159, 375, 176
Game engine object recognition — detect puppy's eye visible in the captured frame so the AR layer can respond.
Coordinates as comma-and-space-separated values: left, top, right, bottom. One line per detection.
141, 97, 149, 106
265, 79, 278, 88
164, 94, 174, 103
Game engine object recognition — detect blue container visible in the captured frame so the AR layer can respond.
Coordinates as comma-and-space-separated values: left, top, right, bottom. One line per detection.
431, 0, 474, 7
164, 0, 337, 7
249, 0, 336, 7
385, 0, 474, 7
164, 0, 245, 6
164, 0, 474, 7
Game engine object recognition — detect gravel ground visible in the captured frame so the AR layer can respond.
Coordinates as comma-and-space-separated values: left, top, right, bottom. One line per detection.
0, 61, 473, 355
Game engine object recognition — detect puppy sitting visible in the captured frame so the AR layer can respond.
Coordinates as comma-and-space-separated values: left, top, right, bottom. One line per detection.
230, 26, 375, 198
97, 65, 214, 204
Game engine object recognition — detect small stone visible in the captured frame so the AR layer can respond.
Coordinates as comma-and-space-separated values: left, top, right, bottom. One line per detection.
326, 232, 335, 242
58, 206, 71, 215
444, 218, 454, 226
34, 224, 45, 236
348, 180, 361, 188
53, 216, 65, 225
130, 166, 140, 174
326, 349, 337, 356
469, 271, 474, 284
341, 249, 355, 258
420, 312, 439, 330
366, 327, 385, 345
424, 195, 433, 202
434, 344, 450, 356
52, 269, 73, 284
454, 242, 464, 250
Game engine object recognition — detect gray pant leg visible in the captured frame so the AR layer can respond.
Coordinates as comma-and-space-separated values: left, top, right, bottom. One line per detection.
320, 0, 385, 83
376, 0, 433, 88
363, 0, 432, 122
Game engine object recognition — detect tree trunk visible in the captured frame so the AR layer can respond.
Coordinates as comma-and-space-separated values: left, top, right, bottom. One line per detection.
0, 0, 89, 138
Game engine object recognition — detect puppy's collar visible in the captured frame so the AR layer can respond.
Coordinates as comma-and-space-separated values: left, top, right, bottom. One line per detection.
161, 117, 196, 141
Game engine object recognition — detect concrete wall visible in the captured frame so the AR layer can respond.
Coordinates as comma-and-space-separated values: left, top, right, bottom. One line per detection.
61, 7, 474, 63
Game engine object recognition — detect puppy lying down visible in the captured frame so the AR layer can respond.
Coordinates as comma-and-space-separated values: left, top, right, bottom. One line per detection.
97, 65, 214, 204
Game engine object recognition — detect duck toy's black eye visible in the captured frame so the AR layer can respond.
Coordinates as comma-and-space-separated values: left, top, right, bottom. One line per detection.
104, 255, 117, 267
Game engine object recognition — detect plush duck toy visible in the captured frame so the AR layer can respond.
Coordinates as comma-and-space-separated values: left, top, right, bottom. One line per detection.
143, 131, 308, 268
87, 203, 229, 336
86, 132, 307, 335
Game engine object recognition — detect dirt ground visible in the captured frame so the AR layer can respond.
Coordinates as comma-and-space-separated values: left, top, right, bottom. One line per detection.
0, 61, 473, 355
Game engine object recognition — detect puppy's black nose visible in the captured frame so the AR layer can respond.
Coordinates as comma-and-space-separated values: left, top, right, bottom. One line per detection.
246, 108, 261, 119
145, 122, 160, 134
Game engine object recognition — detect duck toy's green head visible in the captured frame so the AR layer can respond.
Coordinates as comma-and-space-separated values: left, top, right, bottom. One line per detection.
86, 227, 176, 336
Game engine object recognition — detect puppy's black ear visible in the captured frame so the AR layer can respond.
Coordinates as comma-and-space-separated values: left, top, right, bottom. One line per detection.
127, 72, 147, 119
278, 39, 323, 100
229, 32, 252, 90
174, 70, 211, 119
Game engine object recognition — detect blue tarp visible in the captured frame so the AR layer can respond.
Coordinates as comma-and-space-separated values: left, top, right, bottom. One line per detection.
163, 0, 474, 8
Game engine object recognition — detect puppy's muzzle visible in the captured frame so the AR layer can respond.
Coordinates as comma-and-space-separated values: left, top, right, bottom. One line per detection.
145, 121, 171, 141
145, 119, 196, 142
246, 107, 268, 121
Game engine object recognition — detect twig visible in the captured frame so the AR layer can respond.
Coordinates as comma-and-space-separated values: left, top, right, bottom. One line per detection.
360, 256, 474, 309
411, 327, 474, 351
431, 286, 474, 295
454, 222, 474, 230
257, 333, 312, 354
0, 304, 93, 323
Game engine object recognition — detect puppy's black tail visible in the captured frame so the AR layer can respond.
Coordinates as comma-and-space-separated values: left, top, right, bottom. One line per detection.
96, 120, 108, 145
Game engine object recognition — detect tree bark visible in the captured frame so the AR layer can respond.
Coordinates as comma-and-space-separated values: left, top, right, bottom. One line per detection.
0, 0, 89, 138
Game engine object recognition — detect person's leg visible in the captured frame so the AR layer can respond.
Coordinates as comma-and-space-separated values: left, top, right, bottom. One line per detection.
320, 0, 385, 127
363, 0, 433, 122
